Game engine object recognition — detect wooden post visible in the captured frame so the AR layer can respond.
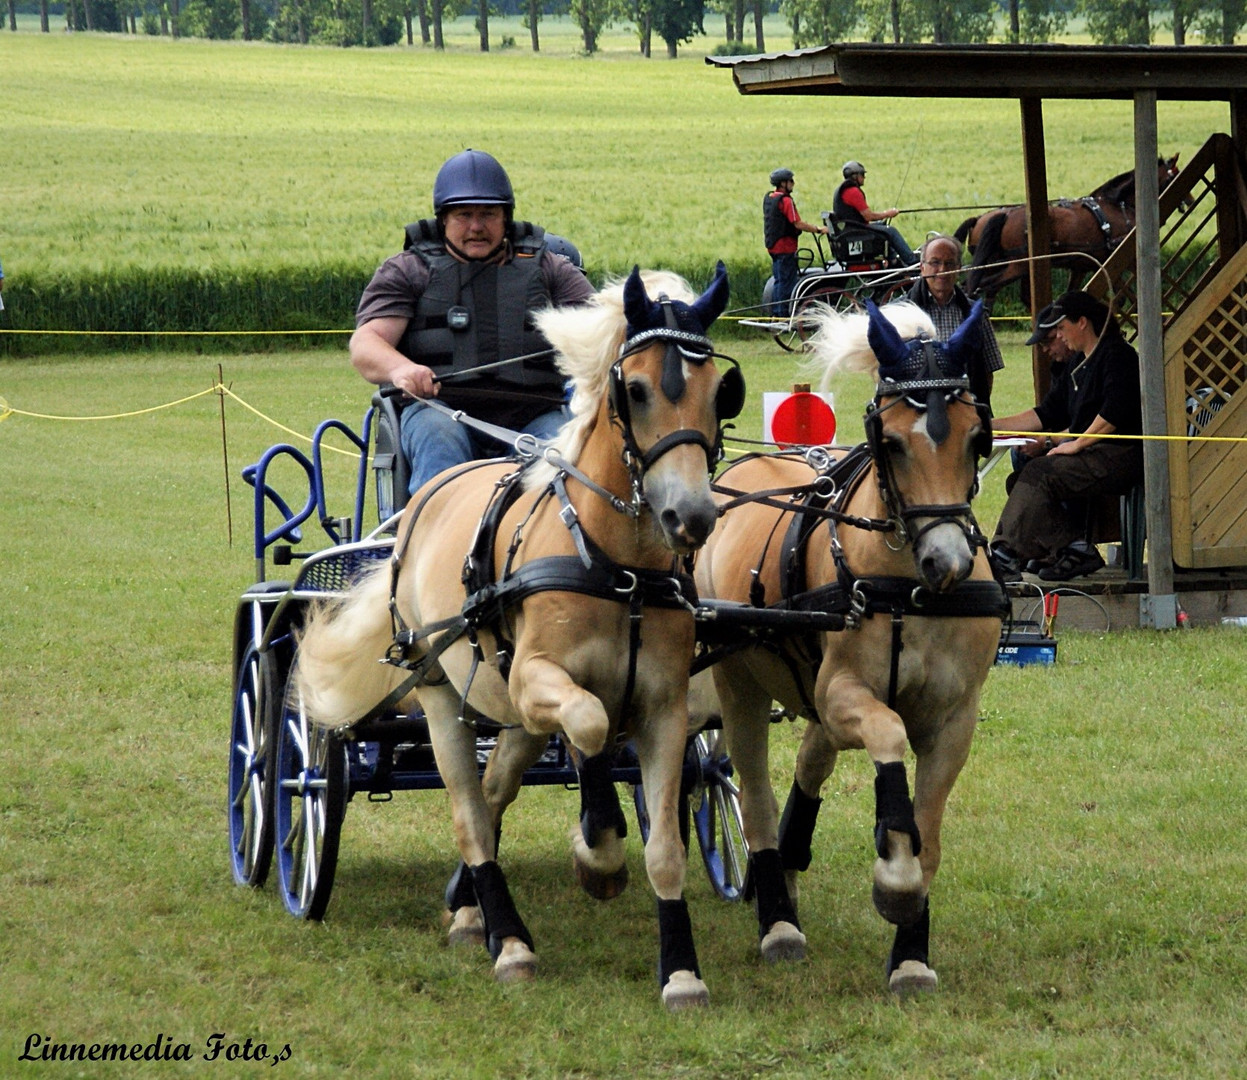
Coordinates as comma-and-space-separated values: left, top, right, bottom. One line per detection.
1134, 91, 1177, 629
1020, 98, 1053, 403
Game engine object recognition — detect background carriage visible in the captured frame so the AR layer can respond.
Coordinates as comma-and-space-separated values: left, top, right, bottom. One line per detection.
749, 210, 918, 352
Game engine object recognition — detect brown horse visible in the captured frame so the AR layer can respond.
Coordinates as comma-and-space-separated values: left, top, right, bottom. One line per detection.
954, 155, 1180, 306
695, 299, 1007, 995
293, 265, 743, 1010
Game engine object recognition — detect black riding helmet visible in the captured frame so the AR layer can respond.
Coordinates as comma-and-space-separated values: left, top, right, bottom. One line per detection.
432, 149, 515, 216
545, 234, 585, 272
770, 167, 794, 186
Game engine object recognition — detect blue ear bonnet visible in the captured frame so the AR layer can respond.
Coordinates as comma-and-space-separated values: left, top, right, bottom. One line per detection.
619, 261, 732, 408
623, 261, 729, 343
865, 298, 985, 390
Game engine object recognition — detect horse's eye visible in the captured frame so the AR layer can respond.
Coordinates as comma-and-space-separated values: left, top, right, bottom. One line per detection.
627, 381, 648, 407
883, 435, 905, 456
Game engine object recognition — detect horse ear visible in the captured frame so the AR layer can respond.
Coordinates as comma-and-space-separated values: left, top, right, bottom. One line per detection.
943, 299, 986, 376
865, 299, 912, 375
623, 265, 658, 337
689, 260, 730, 331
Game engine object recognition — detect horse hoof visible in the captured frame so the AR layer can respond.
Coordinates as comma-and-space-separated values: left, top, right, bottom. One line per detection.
443, 905, 486, 947
888, 959, 938, 997
573, 858, 629, 901
661, 970, 710, 1012
871, 880, 928, 927
872, 851, 926, 926
760, 921, 807, 964
493, 939, 537, 984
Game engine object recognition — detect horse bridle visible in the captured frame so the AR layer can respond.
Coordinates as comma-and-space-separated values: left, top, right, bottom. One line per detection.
607, 304, 744, 513
863, 340, 992, 552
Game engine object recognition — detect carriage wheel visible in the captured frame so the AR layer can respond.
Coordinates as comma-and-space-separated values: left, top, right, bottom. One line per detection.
228, 643, 278, 888
689, 730, 748, 902
272, 673, 347, 920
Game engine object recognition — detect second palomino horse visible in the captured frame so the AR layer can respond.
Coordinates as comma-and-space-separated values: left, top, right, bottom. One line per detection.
696, 299, 1008, 994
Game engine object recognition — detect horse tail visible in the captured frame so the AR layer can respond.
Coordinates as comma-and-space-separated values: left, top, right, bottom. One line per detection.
964, 212, 1009, 297
953, 215, 978, 246
293, 560, 405, 728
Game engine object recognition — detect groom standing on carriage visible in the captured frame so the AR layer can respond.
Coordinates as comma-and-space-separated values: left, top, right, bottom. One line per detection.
349, 149, 596, 495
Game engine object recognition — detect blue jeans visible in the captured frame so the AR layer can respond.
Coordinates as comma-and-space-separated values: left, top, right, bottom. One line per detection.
400, 401, 570, 494
871, 224, 917, 265
770, 252, 798, 316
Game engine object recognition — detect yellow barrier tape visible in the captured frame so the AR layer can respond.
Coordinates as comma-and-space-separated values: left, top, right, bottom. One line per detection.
214, 385, 356, 458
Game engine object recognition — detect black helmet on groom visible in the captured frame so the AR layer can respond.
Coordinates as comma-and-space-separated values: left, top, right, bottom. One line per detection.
432, 149, 515, 216
770, 167, 794, 186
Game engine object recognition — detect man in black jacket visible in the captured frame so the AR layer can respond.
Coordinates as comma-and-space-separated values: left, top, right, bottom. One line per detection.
989, 290, 1144, 581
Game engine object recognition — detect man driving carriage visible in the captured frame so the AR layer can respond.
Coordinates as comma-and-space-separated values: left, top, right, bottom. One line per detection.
350, 149, 596, 495
833, 161, 919, 267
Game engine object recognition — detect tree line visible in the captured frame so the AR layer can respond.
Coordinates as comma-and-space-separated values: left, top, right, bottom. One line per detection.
8, 0, 1246, 57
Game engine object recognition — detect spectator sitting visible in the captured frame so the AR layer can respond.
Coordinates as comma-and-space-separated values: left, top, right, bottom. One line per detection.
989, 290, 1143, 582
906, 233, 1003, 411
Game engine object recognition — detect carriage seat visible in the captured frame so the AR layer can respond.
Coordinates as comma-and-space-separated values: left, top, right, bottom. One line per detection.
371, 386, 411, 525
821, 211, 894, 269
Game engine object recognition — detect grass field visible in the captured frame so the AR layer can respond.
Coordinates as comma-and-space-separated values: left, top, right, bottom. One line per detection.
1, 30, 1229, 289
3, 29, 1246, 1078
4, 341, 1247, 1077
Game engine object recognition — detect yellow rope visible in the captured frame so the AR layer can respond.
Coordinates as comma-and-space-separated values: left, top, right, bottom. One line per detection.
0, 382, 359, 457
0, 385, 218, 422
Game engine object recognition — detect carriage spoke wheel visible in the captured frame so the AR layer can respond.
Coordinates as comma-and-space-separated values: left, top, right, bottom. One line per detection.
689, 730, 748, 902
272, 675, 347, 920
228, 643, 277, 888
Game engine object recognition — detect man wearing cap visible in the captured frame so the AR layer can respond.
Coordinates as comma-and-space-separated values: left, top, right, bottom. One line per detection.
906, 233, 1003, 410
764, 167, 829, 317
989, 289, 1143, 581
351, 149, 595, 495
833, 161, 918, 266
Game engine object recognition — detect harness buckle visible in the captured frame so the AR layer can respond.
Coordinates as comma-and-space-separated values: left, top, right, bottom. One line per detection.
615, 570, 638, 596
846, 581, 869, 630
513, 432, 540, 460
559, 502, 579, 529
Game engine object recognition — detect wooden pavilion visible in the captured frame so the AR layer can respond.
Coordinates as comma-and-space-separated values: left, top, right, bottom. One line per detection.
708, 44, 1247, 628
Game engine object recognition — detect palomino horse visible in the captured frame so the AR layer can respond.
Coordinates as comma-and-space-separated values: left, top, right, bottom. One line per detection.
294, 264, 744, 1010
954, 154, 1181, 306
695, 299, 1008, 995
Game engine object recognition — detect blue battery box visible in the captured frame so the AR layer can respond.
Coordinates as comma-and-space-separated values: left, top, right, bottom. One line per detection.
996, 621, 1057, 667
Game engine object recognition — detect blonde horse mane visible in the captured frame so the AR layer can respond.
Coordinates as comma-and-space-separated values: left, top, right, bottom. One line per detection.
526, 269, 699, 490
802, 300, 937, 392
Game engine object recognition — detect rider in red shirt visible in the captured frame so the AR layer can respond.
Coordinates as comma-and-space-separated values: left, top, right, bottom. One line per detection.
833, 161, 918, 266
763, 167, 828, 316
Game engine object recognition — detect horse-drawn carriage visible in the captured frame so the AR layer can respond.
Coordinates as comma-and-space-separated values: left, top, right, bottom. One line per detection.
227, 266, 1009, 1007
748, 210, 918, 352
